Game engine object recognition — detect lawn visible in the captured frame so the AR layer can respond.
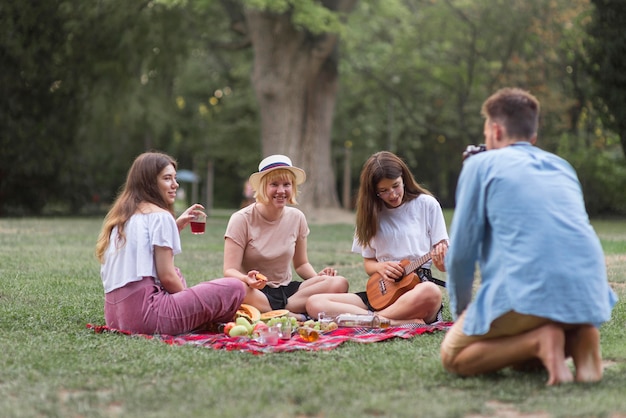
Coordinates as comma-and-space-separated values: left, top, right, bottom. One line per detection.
0, 211, 624, 418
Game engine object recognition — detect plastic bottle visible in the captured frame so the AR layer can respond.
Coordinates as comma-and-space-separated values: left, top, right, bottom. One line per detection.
335, 313, 390, 328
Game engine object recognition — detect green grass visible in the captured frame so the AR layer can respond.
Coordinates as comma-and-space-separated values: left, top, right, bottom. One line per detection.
1, 211, 625, 418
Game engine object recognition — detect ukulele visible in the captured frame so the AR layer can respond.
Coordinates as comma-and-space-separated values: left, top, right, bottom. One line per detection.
365, 253, 432, 310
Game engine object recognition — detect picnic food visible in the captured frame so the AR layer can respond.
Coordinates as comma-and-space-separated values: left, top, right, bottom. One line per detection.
223, 322, 236, 335
253, 322, 269, 334
228, 324, 249, 337
236, 317, 254, 333
224, 308, 337, 342
260, 309, 290, 321
236, 303, 262, 322
255, 273, 268, 282
265, 315, 298, 337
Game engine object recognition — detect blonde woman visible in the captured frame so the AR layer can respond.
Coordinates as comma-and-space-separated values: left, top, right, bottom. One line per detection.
223, 155, 349, 319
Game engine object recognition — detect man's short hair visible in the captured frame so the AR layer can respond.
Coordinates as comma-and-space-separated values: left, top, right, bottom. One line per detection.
481, 87, 540, 140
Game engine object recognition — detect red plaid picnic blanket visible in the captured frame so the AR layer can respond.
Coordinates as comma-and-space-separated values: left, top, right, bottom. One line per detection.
86, 322, 452, 355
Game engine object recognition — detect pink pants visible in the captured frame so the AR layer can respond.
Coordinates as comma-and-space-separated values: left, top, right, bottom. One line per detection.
104, 275, 245, 335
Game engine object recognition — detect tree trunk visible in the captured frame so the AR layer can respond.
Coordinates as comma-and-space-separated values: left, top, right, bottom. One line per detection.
244, 2, 357, 212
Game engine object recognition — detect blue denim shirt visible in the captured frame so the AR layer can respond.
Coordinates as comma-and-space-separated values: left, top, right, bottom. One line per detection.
445, 142, 617, 336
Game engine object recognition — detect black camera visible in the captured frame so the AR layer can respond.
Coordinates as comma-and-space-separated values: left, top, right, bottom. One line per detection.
462, 144, 486, 160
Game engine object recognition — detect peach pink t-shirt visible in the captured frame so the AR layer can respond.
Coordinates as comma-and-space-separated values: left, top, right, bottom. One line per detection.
224, 204, 309, 288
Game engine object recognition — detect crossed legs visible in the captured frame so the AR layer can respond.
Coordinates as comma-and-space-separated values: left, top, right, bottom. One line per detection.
305, 281, 441, 325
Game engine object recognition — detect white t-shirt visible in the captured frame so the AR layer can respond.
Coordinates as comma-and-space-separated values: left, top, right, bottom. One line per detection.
352, 194, 449, 268
100, 211, 182, 293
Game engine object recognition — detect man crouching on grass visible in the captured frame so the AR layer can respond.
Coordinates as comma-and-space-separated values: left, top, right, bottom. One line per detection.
440, 87, 617, 385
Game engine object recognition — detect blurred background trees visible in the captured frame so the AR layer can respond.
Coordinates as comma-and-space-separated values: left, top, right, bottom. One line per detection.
1, 0, 624, 217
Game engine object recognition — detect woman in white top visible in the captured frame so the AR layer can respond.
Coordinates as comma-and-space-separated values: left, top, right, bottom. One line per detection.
306, 151, 449, 325
96, 152, 245, 334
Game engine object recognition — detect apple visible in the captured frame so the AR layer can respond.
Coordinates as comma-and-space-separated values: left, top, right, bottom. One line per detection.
236, 317, 253, 333
223, 322, 236, 335
228, 324, 250, 337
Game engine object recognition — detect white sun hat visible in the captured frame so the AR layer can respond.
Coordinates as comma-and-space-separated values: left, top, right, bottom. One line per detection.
248, 154, 306, 191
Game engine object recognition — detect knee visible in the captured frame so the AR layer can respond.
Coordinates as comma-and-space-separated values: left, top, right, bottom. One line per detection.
226, 277, 246, 294
328, 276, 349, 293
440, 346, 457, 374
440, 342, 466, 375
219, 277, 246, 301
305, 294, 324, 316
236, 280, 247, 298
421, 282, 442, 308
338, 276, 349, 292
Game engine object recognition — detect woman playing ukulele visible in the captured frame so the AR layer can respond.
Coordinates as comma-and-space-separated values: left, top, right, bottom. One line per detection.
307, 151, 449, 326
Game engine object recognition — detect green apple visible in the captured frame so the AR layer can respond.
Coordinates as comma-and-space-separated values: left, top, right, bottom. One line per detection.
236, 317, 253, 333
228, 324, 250, 337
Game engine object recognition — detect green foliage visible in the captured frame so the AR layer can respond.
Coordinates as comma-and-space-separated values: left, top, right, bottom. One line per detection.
556, 111, 626, 216
0, 1, 85, 214
243, 0, 344, 34
0, 0, 258, 213
3, 0, 626, 217
562, 147, 626, 216
585, 0, 626, 156
166, 4, 261, 207
75, 0, 195, 204
336, 0, 604, 207
0, 0, 194, 215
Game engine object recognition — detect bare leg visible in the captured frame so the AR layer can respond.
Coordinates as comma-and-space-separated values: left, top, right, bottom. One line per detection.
287, 276, 349, 313
243, 287, 272, 312
565, 325, 603, 383
305, 293, 369, 319
445, 323, 573, 386
378, 282, 442, 325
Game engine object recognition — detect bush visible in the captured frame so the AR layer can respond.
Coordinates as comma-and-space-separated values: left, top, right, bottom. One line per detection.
564, 148, 626, 216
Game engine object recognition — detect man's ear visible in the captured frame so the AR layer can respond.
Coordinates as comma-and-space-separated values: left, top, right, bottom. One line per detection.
493, 123, 504, 142
530, 134, 537, 145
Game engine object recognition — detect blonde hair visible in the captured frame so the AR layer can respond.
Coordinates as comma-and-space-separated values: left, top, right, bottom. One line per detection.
95, 152, 177, 263
254, 168, 299, 205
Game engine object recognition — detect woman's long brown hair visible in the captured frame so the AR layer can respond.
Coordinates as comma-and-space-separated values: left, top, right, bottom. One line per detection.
354, 151, 432, 248
95, 152, 177, 263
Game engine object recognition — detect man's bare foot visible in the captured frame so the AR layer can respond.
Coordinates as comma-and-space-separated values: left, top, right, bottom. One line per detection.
535, 324, 573, 386
566, 325, 603, 383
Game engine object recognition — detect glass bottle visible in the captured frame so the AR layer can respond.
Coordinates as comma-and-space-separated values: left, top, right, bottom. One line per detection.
335, 313, 390, 328
298, 326, 320, 342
